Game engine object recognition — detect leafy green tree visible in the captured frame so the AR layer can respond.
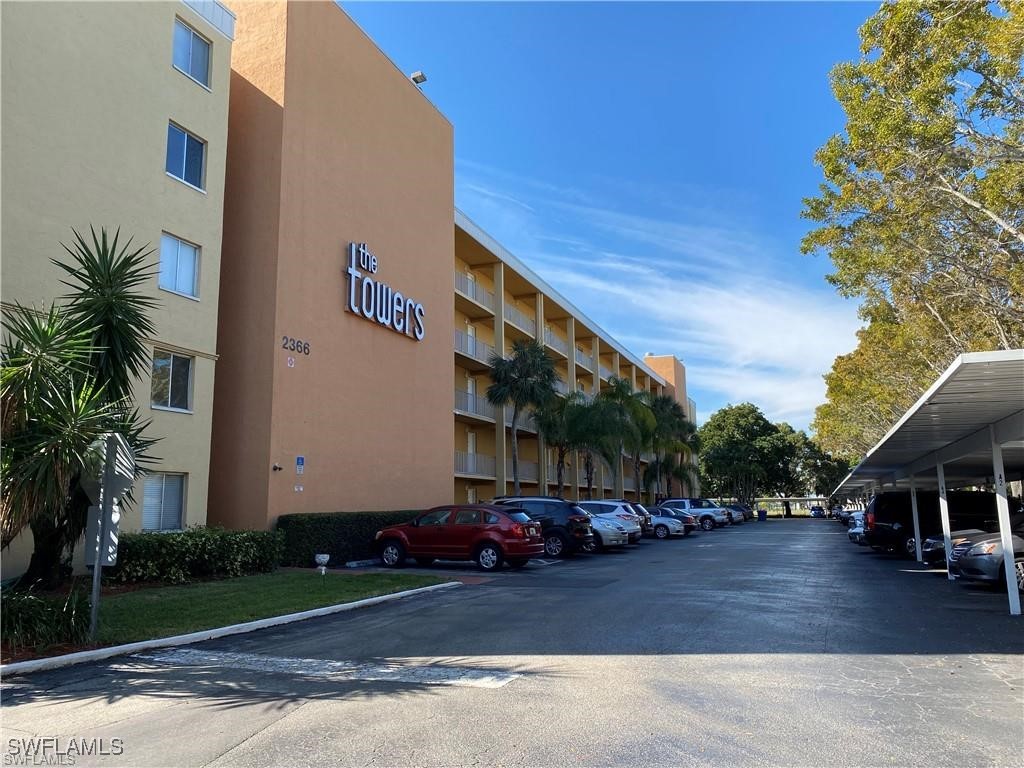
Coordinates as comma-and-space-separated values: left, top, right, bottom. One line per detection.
486, 339, 557, 496
804, 1, 1023, 457
1, 228, 156, 588
698, 403, 781, 504
564, 395, 617, 501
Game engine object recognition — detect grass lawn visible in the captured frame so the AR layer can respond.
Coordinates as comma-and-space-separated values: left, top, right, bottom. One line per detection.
97, 571, 446, 645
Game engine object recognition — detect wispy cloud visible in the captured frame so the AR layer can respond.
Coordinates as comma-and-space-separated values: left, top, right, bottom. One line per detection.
455, 160, 861, 430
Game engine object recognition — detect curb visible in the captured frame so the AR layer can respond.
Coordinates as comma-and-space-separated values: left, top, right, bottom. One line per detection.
0, 581, 462, 677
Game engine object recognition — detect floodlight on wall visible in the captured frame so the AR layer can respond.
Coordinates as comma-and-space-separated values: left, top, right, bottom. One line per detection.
410, 71, 427, 85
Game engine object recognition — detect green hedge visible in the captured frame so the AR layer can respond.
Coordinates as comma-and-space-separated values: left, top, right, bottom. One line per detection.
1, 588, 90, 652
110, 527, 284, 584
277, 510, 419, 567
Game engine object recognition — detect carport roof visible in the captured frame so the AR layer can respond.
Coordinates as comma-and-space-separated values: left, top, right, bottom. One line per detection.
835, 350, 1024, 496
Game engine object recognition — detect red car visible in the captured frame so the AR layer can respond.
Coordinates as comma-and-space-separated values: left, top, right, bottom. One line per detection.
375, 504, 545, 571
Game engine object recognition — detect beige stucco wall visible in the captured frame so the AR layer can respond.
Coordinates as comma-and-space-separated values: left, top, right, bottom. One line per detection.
210, 1, 455, 529
1, 1, 231, 575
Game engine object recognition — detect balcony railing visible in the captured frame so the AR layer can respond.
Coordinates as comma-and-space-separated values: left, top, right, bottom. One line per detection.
599, 365, 614, 381
454, 272, 495, 311
603, 474, 614, 489
454, 389, 496, 420
455, 451, 496, 477
453, 329, 494, 363
575, 348, 591, 369
554, 379, 569, 395
544, 329, 569, 356
504, 405, 536, 431
624, 476, 637, 491
506, 458, 539, 482
504, 305, 536, 335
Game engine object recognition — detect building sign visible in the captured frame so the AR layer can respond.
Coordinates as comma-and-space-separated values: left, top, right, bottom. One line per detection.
345, 243, 425, 340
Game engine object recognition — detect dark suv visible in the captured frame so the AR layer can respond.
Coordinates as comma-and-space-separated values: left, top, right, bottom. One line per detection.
864, 491, 1014, 558
492, 496, 595, 557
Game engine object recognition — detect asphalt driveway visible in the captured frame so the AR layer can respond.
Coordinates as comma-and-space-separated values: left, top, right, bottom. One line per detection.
3, 519, 1022, 767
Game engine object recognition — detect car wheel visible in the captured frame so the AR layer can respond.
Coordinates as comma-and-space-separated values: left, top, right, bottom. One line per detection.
1015, 560, 1024, 592
475, 542, 503, 572
380, 540, 406, 568
700, 517, 714, 532
588, 533, 604, 553
902, 537, 917, 558
414, 557, 434, 567
544, 533, 568, 558
508, 558, 528, 569
654, 524, 670, 539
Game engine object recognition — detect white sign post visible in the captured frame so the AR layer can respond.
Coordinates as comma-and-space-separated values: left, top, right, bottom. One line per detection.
83, 434, 135, 640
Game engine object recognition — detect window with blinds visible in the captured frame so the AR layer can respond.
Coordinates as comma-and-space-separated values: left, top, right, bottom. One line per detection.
143, 473, 185, 531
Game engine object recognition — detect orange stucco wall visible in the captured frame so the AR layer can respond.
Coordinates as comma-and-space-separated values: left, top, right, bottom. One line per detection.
210, 1, 454, 529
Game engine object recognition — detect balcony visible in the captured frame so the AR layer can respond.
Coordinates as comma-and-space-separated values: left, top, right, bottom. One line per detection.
455, 451, 496, 478
504, 405, 536, 432
624, 476, 637, 492
454, 272, 495, 315
544, 329, 569, 357
554, 379, 569, 395
454, 389, 496, 421
453, 329, 494, 369
575, 348, 592, 369
506, 458, 539, 482
504, 305, 536, 336
599, 365, 614, 381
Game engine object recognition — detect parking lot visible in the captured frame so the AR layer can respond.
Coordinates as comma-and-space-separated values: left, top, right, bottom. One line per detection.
3, 519, 1023, 767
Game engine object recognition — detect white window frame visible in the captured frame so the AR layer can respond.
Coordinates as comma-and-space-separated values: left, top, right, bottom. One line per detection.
151, 349, 195, 413
172, 17, 212, 90
158, 232, 201, 300
143, 473, 187, 531
166, 122, 207, 192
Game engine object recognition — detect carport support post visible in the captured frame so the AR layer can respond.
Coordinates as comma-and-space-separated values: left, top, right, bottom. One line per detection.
990, 425, 1021, 615
909, 477, 923, 563
936, 463, 954, 581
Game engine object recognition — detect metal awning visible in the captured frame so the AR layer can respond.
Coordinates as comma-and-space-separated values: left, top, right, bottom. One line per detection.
835, 350, 1024, 495
833, 349, 1024, 615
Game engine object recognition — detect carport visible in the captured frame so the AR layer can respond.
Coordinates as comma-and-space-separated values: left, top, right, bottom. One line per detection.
834, 350, 1024, 615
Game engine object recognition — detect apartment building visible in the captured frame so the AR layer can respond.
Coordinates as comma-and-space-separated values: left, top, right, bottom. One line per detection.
0, 1, 234, 578
453, 213, 692, 504
1, 0, 693, 556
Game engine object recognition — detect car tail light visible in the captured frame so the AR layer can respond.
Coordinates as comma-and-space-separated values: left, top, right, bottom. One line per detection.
569, 514, 588, 524
510, 523, 526, 538
866, 511, 874, 529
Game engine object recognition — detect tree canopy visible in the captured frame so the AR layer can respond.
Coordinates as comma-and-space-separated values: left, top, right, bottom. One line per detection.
804, 1, 1023, 457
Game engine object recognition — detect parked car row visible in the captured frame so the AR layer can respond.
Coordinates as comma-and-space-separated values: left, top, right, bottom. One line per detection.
373, 496, 749, 571
842, 491, 1024, 592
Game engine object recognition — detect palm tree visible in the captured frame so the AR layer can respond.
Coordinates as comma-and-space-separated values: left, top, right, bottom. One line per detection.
532, 391, 587, 497
595, 377, 647, 494
1, 227, 157, 588
486, 339, 557, 496
566, 395, 617, 500
647, 394, 699, 499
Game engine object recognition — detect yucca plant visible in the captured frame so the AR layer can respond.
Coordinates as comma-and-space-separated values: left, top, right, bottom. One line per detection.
1, 227, 158, 588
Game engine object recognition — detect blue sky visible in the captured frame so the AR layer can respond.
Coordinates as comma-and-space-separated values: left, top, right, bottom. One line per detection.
343, 1, 875, 431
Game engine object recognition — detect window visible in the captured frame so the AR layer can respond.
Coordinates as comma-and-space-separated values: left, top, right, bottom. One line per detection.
417, 509, 451, 526
151, 350, 193, 411
484, 511, 501, 524
454, 510, 481, 525
143, 473, 185, 530
172, 19, 211, 87
166, 123, 205, 189
159, 233, 199, 298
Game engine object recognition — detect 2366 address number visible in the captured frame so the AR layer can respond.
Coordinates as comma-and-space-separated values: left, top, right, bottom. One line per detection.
281, 336, 310, 355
